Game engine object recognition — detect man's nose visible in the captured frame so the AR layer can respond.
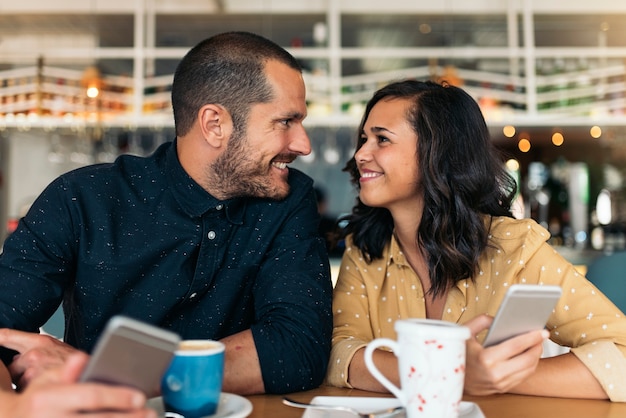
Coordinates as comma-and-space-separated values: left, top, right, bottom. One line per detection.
290, 125, 311, 155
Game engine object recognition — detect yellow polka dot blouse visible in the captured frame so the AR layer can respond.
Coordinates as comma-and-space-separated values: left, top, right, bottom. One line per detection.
327, 216, 626, 401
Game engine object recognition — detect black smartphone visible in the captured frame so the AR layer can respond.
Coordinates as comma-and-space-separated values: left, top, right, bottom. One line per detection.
483, 284, 562, 347
79, 315, 181, 397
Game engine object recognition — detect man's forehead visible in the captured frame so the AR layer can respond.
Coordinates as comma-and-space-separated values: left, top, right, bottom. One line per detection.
262, 69, 306, 108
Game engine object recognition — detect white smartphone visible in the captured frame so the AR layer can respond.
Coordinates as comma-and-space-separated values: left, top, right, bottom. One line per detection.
482, 284, 562, 347
80, 315, 181, 397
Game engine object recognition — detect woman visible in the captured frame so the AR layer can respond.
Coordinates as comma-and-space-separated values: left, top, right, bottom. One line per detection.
0, 348, 154, 417
327, 79, 626, 401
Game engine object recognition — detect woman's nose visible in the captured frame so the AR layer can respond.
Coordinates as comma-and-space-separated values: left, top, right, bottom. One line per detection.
354, 143, 371, 163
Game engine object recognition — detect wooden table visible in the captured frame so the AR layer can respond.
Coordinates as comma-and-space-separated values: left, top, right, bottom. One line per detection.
246, 386, 626, 418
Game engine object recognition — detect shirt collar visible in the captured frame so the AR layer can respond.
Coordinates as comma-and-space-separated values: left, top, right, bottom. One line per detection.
388, 233, 471, 297
388, 234, 407, 267
165, 139, 245, 224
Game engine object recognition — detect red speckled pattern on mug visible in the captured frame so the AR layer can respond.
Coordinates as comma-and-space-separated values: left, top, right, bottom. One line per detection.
365, 319, 470, 418
402, 336, 466, 417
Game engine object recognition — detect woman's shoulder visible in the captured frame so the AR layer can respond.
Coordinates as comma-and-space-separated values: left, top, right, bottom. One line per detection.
343, 234, 366, 262
487, 216, 552, 251
343, 234, 394, 264
488, 216, 549, 238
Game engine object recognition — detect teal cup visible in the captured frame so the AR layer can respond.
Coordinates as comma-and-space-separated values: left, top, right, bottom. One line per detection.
161, 340, 225, 418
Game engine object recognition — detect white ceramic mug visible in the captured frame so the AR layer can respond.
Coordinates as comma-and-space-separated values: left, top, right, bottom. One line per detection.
364, 319, 471, 418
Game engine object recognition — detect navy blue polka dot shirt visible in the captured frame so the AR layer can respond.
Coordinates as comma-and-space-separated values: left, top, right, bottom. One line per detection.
0, 140, 333, 393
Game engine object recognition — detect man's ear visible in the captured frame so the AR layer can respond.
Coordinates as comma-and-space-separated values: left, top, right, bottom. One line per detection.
198, 104, 232, 148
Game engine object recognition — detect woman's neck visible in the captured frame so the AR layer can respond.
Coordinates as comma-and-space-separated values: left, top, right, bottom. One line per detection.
393, 225, 426, 287
388, 198, 422, 245
390, 204, 449, 319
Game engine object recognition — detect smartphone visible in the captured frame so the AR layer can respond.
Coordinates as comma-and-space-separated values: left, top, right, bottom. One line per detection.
80, 315, 181, 397
482, 284, 562, 347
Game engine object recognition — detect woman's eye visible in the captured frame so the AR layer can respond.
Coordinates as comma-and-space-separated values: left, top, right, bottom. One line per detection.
377, 135, 389, 143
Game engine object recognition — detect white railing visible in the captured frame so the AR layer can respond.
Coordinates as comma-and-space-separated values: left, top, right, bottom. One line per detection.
1, 62, 626, 128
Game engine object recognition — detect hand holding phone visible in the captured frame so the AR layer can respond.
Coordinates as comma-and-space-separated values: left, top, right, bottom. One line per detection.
79, 315, 181, 397
482, 284, 562, 347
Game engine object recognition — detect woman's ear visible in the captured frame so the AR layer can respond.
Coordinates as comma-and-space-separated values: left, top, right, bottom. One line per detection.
198, 104, 233, 148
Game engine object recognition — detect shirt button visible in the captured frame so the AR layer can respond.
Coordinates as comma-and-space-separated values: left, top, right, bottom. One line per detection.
207, 231, 216, 240
189, 292, 197, 299
216, 204, 224, 210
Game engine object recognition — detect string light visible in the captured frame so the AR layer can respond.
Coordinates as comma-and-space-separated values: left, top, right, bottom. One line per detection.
552, 132, 564, 146
86, 86, 100, 99
518, 138, 531, 152
590, 126, 602, 139
503, 125, 516, 138
505, 159, 520, 171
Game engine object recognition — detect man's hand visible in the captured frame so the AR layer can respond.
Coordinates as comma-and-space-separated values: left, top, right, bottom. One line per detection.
0, 328, 79, 389
1, 351, 156, 417
463, 314, 548, 396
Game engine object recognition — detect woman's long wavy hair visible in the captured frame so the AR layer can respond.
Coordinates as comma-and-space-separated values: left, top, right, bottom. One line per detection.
343, 79, 517, 297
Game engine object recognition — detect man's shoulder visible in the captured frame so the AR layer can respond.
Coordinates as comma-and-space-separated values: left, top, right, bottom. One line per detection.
61, 141, 171, 184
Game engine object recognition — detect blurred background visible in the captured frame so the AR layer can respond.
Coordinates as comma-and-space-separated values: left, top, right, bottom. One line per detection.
1, 0, 625, 267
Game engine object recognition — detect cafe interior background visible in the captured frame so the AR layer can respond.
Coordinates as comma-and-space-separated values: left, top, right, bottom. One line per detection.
1, 0, 625, 271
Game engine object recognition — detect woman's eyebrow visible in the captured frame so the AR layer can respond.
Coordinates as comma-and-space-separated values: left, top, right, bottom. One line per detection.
369, 126, 395, 135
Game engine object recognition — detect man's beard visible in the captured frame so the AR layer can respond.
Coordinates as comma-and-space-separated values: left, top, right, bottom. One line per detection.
208, 130, 291, 200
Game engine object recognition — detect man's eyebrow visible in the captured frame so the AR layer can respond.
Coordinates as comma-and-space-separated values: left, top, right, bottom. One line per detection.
285, 111, 305, 120
273, 111, 305, 122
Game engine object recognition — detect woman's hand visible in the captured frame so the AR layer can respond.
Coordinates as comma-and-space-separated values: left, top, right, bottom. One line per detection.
1, 351, 156, 417
463, 314, 548, 396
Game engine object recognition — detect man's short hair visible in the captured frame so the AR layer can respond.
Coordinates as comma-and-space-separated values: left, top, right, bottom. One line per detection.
171, 31, 302, 137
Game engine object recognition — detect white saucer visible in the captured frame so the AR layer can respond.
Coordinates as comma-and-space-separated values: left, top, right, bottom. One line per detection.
301, 396, 484, 418
148, 392, 253, 418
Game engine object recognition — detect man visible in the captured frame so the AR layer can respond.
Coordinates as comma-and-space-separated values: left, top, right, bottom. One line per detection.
0, 31, 332, 399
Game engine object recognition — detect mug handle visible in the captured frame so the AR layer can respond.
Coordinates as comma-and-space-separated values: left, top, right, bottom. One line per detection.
363, 338, 405, 404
